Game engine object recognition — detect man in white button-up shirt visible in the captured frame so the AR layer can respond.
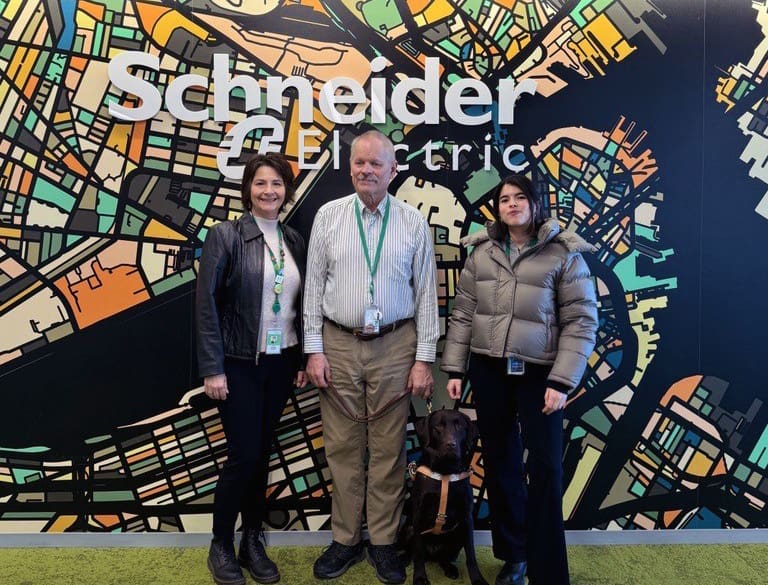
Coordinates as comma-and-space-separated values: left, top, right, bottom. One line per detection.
304, 130, 439, 584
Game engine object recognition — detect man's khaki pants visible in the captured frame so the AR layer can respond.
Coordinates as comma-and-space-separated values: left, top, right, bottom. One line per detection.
320, 320, 416, 546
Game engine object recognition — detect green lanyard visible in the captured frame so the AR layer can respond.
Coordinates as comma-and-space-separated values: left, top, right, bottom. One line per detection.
354, 197, 390, 304
263, 225, 285, 316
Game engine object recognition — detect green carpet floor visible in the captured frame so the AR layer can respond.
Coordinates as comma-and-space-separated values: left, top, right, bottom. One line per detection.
1, 545, 766, 585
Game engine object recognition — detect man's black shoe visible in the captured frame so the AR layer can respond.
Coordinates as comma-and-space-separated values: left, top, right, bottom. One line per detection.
313, 540, 365, 579
238, 529, 280, 583
366, 544, 406, 584
496, 560, 527, 585
207, 539, 246, 585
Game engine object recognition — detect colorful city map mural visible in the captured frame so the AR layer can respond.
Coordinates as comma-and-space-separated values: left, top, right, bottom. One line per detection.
0, 0, 766, 533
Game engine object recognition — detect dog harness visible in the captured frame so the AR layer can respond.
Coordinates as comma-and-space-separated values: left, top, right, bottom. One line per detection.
410, 463, 472, 535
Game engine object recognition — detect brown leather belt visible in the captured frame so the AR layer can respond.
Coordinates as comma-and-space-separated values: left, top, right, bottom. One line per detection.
325, 318, 412, 341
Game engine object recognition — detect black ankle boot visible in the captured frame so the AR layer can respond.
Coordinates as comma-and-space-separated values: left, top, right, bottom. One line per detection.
208, 538, 246, 585
239, 529, 280, 584
496, 560, 527, 585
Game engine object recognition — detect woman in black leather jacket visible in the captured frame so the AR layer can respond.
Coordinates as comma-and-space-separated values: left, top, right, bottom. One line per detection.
196, 153, 306, 585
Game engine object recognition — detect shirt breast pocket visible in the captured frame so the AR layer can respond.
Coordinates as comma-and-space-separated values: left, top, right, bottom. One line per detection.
385, 242, 416, 283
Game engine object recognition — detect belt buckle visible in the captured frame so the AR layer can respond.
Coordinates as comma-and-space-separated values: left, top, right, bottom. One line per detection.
353, 328, 378, 341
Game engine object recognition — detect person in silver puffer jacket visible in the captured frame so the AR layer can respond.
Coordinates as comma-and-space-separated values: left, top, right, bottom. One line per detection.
442, 174, 598, 585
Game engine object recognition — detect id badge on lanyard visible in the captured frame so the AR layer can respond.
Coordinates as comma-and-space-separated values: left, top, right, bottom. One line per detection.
363, 304, 382, 335
265, 328, 282, 354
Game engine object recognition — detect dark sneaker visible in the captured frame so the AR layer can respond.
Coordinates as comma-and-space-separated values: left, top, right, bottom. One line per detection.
496, 560, 527, 585
313, 540, 365, 579
238, 529, 280, 583
366, 544, 406, 584
207, 539, 246, 585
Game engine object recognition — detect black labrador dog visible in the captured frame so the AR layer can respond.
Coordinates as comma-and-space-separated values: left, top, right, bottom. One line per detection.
399, 409, 489, 585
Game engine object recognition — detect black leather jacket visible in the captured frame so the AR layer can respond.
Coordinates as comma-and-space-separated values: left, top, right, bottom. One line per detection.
195, 213, 306, 377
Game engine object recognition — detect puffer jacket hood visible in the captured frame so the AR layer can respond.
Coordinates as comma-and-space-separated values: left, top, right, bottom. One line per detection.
441, 218, 598, 391
461, 218, 596, 255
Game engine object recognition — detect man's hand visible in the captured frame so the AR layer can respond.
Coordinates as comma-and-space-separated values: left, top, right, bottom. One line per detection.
407, 361, 434, 400
542, 387, 567, 415
204, 374, 228, 401
295, 370, 307, 388
306, 353, 331, 388
446, 379, 463, 400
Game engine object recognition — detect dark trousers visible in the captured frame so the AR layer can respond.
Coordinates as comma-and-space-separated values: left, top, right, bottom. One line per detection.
469, 353, 569, 585
212, 346, 299, 540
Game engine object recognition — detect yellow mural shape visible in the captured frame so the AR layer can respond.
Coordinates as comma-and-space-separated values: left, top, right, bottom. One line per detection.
135, 2, 211, 46
209, 0, 281, 16
144, 219, 187, 242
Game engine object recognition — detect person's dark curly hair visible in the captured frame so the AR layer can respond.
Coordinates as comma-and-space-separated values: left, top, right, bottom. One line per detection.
240, 153, 296, 214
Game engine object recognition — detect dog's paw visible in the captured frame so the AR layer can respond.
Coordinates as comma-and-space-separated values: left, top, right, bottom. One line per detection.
413, 576, 431, 585
439, 561, 459, 579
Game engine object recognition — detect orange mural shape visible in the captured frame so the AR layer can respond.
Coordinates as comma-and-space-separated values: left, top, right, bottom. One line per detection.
660, 375, 703, 408
55, 259, 150, 328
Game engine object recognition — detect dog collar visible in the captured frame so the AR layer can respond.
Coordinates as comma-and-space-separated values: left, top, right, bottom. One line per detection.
414, 464, 471, 483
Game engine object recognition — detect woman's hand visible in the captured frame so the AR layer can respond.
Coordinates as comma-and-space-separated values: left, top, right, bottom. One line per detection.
446, 379, 463, 400
204, 374, 228, 401
295, 370, 307, 388
542, 387, 567, 415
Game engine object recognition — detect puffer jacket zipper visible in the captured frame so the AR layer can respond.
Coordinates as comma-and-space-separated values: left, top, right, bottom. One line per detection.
500, 238, 544, 359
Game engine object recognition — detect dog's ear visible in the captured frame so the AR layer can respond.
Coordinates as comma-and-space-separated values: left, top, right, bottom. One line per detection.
415, 415, 430, 449
467, 420, 480, 451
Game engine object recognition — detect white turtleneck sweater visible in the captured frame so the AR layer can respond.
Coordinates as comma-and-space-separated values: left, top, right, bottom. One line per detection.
253, 216, 300, 352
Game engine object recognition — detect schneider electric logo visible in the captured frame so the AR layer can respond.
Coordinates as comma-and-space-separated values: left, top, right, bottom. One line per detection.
108, 52, 536, 180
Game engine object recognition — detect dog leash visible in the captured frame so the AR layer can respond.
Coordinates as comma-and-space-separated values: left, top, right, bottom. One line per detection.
322, 382, 412, 423
322, 380, 435, 424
